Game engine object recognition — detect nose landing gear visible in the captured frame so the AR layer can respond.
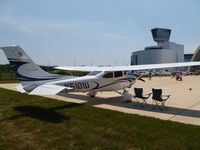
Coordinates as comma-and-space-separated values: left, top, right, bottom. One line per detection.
122, 90, 133, 102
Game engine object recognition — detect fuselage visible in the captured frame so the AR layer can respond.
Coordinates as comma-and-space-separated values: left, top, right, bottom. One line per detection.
50, 71, 137, 93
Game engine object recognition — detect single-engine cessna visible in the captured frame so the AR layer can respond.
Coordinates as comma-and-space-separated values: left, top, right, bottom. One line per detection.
1, 45, 200, 100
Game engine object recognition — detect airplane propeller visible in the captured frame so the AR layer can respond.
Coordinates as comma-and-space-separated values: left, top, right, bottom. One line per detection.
138, 77, 145, 82
127, 73, 146, 89
129, 72, 145, 82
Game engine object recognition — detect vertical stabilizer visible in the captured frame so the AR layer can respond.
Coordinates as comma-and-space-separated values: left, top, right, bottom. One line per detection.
0, 45, 62, 92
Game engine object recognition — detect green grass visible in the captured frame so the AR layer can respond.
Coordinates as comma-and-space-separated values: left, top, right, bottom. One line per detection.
0, 80, 19, 83
0, 72, 18, 83
0, 88, 200, 150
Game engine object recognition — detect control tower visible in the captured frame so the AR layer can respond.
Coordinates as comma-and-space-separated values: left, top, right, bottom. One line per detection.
131, 28, 184, 71
151, 28, 171, 44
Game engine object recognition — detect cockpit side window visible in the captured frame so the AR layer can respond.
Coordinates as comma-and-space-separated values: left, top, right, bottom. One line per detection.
123, 71, 129, 76
103, 72, 113, 78
114, 71, 123, 78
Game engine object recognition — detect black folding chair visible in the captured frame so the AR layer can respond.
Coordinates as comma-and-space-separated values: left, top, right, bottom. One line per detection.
152, 88, 171, 109
133, 88, 151, 105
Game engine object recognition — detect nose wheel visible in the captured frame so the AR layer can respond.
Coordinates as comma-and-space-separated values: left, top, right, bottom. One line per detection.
122, 90, 133, 102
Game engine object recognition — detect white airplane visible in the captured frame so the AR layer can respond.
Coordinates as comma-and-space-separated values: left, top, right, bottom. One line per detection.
1, 45, 200, 101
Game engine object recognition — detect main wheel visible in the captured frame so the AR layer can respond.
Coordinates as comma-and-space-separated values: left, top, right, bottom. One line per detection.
87, 92, 96, 98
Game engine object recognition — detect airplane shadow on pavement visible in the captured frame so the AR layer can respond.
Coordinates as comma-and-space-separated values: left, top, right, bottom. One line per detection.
7, 93, 199, 123
59, 93, 200, 119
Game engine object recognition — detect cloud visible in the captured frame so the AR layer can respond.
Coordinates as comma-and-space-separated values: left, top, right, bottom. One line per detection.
100, 33, 134, 40
0, 15, 105, 32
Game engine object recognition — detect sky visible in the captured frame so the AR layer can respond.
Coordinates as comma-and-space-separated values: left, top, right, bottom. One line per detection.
0, 0, 200, 66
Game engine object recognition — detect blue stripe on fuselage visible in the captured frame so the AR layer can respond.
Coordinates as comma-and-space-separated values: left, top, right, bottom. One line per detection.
8, 60, 60, 81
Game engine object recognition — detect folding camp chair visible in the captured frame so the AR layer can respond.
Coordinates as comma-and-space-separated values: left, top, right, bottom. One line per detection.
152, 88, 171, 109
133, 88, 151, 105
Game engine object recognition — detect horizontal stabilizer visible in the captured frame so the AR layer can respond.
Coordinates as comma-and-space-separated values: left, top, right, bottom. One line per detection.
29, 84, 66, 95
16, 84, 26, 93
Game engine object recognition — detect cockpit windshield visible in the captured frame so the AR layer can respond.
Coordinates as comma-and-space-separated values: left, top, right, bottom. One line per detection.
87, 71, 102, 76
103, 72, 113, 78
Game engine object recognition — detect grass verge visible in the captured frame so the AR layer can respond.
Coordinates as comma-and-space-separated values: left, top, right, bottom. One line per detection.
0, 80, 19, 83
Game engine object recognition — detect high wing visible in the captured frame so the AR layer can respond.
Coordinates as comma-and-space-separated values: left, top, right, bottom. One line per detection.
55, 66, 109, 72
55, 61, 200, 72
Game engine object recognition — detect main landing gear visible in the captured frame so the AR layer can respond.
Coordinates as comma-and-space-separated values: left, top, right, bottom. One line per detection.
87, 91, 97, 98
87, 90, 133, 102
